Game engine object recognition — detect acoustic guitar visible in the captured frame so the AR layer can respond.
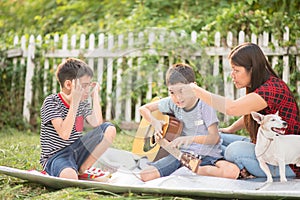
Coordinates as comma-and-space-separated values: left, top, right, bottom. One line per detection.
132, 97, 201, 173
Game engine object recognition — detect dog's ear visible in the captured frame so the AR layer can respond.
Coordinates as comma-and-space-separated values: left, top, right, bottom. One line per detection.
251, 111, 264, 124
275, 111, 279, 116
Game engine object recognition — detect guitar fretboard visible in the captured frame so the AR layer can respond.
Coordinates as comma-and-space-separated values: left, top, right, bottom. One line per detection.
157, 138, 182, 160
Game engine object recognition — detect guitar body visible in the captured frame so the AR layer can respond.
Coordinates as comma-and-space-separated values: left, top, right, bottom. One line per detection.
132, 97, 183, 161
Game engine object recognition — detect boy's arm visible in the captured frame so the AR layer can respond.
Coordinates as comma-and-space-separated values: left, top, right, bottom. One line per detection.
197, 123, 220, 145
139, 101, 165, 134
52, 79, 82, 140
86, 82, 103, 127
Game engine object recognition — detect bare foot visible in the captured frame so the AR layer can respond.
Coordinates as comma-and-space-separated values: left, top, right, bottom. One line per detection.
239, 168, 255, 179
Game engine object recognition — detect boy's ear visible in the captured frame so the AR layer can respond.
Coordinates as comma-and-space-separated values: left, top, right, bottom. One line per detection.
63, 80, 72, 90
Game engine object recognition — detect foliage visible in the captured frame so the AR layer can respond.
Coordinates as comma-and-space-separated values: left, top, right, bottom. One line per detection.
0, 49, 31, 130
1, 0, 299, 40
0, 0, 299, 130
203, 1, 300, 45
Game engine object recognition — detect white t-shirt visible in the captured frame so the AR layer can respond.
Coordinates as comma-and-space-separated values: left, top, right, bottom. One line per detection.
158, 97, 222, 158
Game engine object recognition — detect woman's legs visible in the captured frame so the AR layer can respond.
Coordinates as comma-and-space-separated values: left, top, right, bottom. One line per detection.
220, 133, 250, 155
224, 141, 295, 178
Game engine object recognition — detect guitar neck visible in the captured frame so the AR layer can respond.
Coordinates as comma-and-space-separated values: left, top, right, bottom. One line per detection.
157, 138, 201, 173
157, 138, 182, 160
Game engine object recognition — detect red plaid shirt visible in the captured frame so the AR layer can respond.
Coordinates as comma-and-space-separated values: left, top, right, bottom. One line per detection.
255, 75, 300, 176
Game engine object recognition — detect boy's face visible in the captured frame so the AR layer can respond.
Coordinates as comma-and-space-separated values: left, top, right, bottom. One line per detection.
168, 83, 196, 109
79, 75, 93, 101
63, 75, 92, 101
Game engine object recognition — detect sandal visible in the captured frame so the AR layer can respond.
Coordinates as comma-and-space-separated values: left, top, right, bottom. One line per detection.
78, 167, 111, 182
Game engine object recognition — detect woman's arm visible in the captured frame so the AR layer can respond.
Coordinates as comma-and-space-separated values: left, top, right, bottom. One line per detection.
189, 83, 268, 116
219, 116, 245, 133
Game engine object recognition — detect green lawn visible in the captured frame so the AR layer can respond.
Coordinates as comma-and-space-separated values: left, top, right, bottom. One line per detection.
0, 128, 195, 200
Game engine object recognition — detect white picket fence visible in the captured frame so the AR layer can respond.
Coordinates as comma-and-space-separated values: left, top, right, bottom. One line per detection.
7, 27, 300, 124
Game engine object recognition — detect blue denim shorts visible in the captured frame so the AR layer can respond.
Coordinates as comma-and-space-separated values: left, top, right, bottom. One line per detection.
44, 122, 113, 177
150, 153, 223, 177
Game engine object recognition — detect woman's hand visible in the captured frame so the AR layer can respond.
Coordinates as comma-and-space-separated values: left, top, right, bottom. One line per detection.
219, 127, 235, 134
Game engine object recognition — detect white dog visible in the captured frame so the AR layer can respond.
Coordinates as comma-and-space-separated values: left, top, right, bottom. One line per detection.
251, 111, 300, 182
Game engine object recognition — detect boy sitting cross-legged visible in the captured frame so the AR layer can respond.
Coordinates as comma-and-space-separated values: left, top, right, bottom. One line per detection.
40, 58, 116, 181
139, 63, 240, 181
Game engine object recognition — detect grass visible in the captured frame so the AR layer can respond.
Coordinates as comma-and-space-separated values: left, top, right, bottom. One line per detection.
0, 128, 197, 200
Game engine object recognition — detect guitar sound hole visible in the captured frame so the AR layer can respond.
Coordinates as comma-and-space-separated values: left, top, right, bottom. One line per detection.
150, 135, 156, 145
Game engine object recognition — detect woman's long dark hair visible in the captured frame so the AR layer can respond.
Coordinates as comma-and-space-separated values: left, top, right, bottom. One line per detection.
228, 43, 279, 142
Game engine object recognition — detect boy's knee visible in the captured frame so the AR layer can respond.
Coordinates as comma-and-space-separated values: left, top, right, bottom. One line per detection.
59, 167, 78, 180
105, 126, 116, 141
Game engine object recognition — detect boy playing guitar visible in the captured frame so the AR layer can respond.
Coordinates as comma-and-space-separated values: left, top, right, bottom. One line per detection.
136, 63, 240, 182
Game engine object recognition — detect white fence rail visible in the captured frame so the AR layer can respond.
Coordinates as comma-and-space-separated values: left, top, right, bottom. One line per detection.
7, 28, 300, 124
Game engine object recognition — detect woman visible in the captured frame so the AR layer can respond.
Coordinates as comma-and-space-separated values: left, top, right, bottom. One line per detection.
190, 42, 300, 178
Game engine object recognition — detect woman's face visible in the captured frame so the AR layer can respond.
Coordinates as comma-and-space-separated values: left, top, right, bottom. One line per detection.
230, 64, 251, 89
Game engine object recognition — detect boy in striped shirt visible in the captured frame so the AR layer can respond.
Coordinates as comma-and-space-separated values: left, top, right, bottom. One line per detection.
40, 58, 116, 181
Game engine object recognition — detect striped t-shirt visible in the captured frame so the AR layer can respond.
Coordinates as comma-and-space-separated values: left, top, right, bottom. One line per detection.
158, 97, 222, 158
40, 93, 92, 167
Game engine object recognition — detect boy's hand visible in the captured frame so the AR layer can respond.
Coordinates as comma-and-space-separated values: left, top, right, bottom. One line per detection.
170, 136, 194, 148
151, 118, 166, 136
71, 79, 84, 105
90, 82, 100, 98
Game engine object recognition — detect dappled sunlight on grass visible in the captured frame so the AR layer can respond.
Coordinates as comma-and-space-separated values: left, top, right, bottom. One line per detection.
112, 130, 136, 152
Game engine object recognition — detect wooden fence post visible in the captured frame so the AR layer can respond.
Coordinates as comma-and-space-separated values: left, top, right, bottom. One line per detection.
213, 32, 220, 95
282, 27, 290, 84
125, 32, 134, 122
23, 35, 35, 122
115, 34, 123, 120
134, 32, 145, 123
106, 34, 114, 120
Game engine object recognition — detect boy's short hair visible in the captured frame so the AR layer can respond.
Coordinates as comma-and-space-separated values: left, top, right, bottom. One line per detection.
56, 58, 94, 87
165, 63, 196, 85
